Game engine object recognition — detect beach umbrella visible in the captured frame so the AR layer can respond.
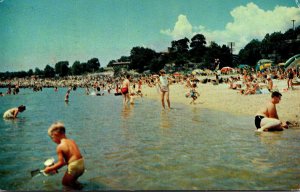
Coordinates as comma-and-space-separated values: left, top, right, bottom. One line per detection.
220, 67, 234, 73
256, 59, 273, 71
173, 72, 181, 77
284, 54, 300, 71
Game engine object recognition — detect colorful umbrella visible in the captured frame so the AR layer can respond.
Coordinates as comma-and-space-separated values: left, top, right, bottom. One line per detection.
173, 72, 181, 77
220, 67, 234, 73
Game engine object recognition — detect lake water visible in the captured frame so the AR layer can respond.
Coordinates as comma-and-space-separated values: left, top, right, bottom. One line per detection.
0, 88, 299, 190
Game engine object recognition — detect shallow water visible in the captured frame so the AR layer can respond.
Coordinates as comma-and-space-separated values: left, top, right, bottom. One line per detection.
0, 88, 299, 190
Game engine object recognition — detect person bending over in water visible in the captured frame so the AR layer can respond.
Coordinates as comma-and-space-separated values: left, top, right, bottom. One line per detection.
3, 105, 26, 119
255, 91, 288, 132
44, 122, 85, 189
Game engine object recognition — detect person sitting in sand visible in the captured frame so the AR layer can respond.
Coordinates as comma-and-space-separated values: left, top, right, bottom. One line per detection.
3, 105, 26, 119
44, 122, 85, 189
244, 81, 261, 95
255, 91, 288, 132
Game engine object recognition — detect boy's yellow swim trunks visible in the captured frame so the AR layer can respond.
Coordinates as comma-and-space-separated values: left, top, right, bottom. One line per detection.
67, 158, 85, 177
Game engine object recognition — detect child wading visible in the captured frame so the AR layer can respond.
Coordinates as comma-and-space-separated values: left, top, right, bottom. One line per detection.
44, 122, 85, 189
190, 84, 200, 104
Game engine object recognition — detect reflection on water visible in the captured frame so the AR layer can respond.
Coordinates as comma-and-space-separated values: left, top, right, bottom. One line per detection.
121, 104, 133, 120
0, 88, 299, 190
160, 110, 171, 129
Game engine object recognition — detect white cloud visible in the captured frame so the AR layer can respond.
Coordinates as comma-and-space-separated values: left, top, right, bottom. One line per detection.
160, 14, 193, 39
161, 3, 300, 53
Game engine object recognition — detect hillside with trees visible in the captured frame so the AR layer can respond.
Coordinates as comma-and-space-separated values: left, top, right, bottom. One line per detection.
1, 26, 299, 79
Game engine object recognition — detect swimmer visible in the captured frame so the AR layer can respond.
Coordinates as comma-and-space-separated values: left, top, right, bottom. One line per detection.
44, 122, 85, 189
3, 105, 26, 119
65, 92, 69, 102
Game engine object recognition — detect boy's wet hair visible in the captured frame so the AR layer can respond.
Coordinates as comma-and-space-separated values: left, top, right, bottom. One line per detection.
271, 91, 282, 98
48, 122, 66, 136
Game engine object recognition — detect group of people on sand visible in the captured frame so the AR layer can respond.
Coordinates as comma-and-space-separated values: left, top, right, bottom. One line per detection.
226, 67, 299, 95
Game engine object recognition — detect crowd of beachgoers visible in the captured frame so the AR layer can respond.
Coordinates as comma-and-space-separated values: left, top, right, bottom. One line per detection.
0, 67, 299, 96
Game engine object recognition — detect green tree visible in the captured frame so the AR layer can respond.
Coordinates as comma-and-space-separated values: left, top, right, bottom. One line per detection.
81, 63, 88, 73
238, 39, 262, 66
34, 67, 44, 76
130, 47, 157, 73
44, 65, 55, 78
27, 69, 34, 77
203, 42, 222, 69
87, 58, 100, 72
168, 37, 190, 67
189, 34, 207, 63
71, 61, 83, 75
118, 56, 130, 62
55, 61, 69, 77
107, 60, 116, 67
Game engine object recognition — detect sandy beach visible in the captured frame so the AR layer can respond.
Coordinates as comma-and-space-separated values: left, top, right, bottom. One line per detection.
142, 76, 300, 123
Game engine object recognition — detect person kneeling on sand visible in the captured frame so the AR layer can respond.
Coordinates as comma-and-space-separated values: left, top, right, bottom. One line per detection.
44, 122, 85, 189
254, 91, 288, 132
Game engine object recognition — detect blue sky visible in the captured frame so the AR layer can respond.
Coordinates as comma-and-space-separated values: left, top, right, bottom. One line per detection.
0, 0, 299, 72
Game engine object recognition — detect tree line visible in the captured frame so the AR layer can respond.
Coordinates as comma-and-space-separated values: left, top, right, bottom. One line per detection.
0, 58, 101, 79
1, 25, 299, 79
109, 25, 299, 73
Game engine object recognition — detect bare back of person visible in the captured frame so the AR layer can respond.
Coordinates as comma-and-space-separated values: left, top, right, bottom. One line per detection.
255, 98, 283, 132
122, 79, 129, 89
59, 138, 83, 164
256, 101, 278, 119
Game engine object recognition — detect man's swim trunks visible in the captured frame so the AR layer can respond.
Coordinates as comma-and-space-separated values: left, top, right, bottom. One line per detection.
67, 158, 85, 177
121, 87, 128, 94
255, 115, 264, 129
160, 85, 169, 92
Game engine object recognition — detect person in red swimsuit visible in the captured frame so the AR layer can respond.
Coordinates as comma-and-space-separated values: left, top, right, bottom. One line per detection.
121, 74, 131, 104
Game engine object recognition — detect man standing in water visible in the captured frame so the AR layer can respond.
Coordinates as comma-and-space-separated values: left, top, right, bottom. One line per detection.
255, 91, 288, 132
121, 74, 131, 104
158, 70, 171, 109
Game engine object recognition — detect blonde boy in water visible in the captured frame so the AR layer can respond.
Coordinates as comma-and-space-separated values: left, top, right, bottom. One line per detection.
44, 122, 85, 189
